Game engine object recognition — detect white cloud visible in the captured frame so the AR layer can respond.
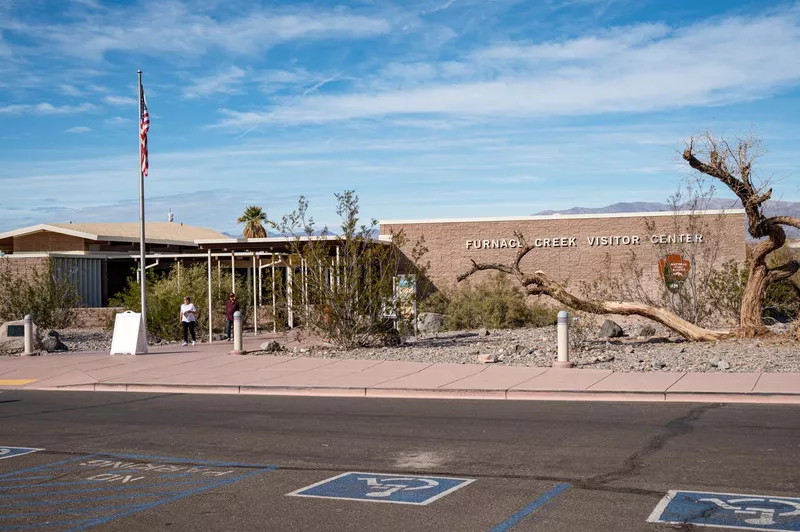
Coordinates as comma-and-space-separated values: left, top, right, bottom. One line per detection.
104, 116, 133, 126
215, 9, 800, 127
9, 0, 392, 61
103, 95, 138, 106
65, 126, 92, 133
0, 102, 96, 115
183, 66, 247, 99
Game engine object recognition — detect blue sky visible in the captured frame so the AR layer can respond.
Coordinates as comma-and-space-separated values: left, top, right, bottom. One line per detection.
1, 0, 800, 235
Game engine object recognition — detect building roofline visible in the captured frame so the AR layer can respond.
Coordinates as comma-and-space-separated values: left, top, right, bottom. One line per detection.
0, 224, 208, 247
0, 224, 100, 241
379, 209, 746, 225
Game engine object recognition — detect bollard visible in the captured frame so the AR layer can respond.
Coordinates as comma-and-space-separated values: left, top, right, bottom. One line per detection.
553, 310, 573, 368
23, 314, 33, 356
229, 310, 246, 355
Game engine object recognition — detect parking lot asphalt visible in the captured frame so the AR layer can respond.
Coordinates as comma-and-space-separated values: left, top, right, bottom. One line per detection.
1, 391, 799, 531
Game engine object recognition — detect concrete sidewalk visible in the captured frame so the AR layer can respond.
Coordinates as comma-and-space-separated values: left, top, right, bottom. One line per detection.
1, 335, 799, 404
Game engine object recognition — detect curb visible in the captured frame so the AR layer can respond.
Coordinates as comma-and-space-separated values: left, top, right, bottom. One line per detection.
22, 383, 800, 404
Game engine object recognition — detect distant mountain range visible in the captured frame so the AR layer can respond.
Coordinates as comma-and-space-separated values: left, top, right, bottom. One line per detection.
535, 200, 800, 238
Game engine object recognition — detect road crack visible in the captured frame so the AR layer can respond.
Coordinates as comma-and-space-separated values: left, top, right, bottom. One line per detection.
580, 403, 722, 490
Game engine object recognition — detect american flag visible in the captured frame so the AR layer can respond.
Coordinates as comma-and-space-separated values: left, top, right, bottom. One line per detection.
139, 82, 150, 177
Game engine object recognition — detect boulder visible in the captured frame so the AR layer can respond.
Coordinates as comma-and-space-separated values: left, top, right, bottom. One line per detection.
417, 313, 446, 335
382, 330, 403, 347
636, 324, 657, 338
40, 330, 68, 352
259, 340, 284, 352
477, 353, 498, 364
599, 319, 624, 338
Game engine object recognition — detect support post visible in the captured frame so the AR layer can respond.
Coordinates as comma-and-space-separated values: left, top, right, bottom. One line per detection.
258, 258, 263, 307
271, 251, 276, 334
207, 249, 213, 343
229, 311, 245, 355
287, 256, 294, 329
23, 314, 33, 356
554, 310, 573, 368
231, 251, 235, 293
252, 253, 258, 335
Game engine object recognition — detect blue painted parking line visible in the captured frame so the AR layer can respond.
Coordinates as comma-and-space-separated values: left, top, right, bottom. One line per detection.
287, 472, 475, 505
0, 452, 278, 531
0, 448, 42, 462
487, 484, 571, 532
648, 490, 800, 531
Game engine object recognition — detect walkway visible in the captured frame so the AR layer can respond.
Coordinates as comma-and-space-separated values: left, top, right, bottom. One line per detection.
1, 335, 799, 404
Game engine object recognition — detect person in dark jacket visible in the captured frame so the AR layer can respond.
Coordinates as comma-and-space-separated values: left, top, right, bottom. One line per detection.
225, 292, 240, 341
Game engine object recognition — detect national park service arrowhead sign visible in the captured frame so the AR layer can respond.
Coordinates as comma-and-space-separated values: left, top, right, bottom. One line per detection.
658, 254, 691, 293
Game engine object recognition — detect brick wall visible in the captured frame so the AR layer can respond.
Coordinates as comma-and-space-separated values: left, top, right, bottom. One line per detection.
0, 257, 49, 279
382, 212, 746, 295
13, 233, 87, 253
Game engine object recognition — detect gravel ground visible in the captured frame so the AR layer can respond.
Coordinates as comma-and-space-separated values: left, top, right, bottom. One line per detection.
7, 321, 799, 373
290, 327, 798, 373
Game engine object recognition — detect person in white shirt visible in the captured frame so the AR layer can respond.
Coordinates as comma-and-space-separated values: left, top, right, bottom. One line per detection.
179, 296, 197, 346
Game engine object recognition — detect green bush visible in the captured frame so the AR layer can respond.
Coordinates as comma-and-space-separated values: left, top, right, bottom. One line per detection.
421, 273, 557, 330
110, 262, 257, 341
0, 258, 79, 329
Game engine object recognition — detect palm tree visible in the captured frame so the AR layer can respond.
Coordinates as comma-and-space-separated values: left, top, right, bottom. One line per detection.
237, 205, 268, 238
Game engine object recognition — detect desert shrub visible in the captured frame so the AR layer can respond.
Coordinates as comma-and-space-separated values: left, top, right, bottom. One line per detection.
273, 191, 421, 349
421, 273, 558, 330
705, 259, 747, 322
110, 262, 255, 341
0, 257, 79, 329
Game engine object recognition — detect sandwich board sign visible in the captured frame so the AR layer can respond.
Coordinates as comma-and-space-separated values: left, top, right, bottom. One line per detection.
110, 311, 149, 355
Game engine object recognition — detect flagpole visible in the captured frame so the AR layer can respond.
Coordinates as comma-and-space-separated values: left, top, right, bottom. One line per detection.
137, 69, 148, 331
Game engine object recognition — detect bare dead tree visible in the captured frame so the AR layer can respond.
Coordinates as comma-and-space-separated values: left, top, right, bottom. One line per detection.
457, 232, 731, 341
682, 132, 800, 337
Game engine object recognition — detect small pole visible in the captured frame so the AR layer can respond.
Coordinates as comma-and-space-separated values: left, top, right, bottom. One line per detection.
554, 310, 573, 368
229, 310, 245, 355
231, 251, 235, 293
23, 314, 33, 356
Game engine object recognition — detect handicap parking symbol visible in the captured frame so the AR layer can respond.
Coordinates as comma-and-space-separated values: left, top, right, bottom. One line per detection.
0, 446, 42, 461
648, 490, 800, 531
287, 472, 474, 505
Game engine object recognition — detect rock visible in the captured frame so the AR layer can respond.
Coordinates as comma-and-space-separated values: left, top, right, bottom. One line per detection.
514, 344, 527, 354
646, 337, 670, 344
709, 359, 719, 367
717, 360, 731, 370
382, 330, 403, 347
599, 320, 624, 338
480, 328, 490, 336
259, 340, 284, 352
636, 324, 657, 338
679, 347, 686, 353
652, 360, 667, 369
593, 354, 615, 363
417, 313, 446, 335
213, 334, 227, 341
41, 330, 68, 352
533, 349, 545, 357
477, 353, 498, 363
624, 346, 635, 354
497, 354, 506, 362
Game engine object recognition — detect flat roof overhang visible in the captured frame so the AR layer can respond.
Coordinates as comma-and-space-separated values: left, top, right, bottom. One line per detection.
195, 235, 391, 253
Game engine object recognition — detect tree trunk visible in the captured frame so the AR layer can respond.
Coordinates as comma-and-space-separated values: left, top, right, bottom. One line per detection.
739, 260, 769, 337
525, 283, 731, 342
